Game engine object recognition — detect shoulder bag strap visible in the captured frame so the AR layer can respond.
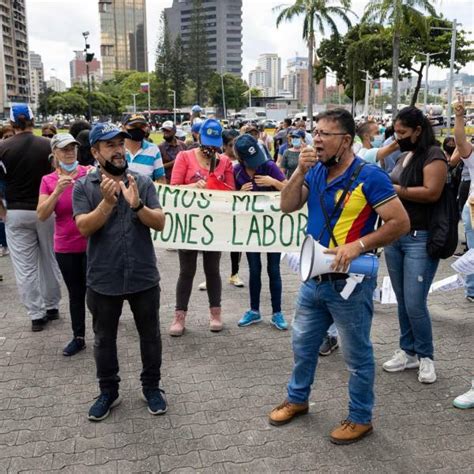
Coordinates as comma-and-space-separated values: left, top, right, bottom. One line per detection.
317, 162, 366, 247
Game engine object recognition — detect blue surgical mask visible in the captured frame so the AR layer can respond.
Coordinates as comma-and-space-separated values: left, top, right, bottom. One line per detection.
59, 160, 78, 173
292, 138, 301, 148
370, 136, 383, 148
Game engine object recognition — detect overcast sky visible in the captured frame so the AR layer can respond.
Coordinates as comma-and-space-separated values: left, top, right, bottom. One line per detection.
27, 0, 474, 87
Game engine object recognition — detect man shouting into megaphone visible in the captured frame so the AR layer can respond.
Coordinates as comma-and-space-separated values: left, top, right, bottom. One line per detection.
268, 108, 410, 445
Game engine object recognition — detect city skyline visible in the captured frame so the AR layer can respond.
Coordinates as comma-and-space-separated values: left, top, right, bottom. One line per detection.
26, 0, 474, 88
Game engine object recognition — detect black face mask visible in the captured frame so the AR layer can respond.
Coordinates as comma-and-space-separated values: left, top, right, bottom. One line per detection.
163, 135, 175, 143
397, 136, 417, 153
99, 153, 128, 176
200, 145, 218, 159
322, 138, 345, 168
127, 128, 146, 142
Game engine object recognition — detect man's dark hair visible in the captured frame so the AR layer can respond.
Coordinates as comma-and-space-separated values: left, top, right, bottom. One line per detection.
69, 120, 91, 139
284, 118, 292, 127
356, 121, 376, 140
11, 115, 34, 131
394, 106, 437, 187
315, 108, 355, 142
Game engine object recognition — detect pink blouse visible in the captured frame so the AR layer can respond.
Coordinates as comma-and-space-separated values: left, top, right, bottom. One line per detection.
170, 149, 235, 189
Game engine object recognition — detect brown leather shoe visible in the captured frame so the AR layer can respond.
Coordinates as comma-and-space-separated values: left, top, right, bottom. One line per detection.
268, 400, 309, 426
330, 420, 373, 445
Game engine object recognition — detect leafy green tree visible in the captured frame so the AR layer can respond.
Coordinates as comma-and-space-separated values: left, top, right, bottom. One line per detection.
207, 73, 249, 112
403, 16, 473, 106
170, 36, 187, 108
155, 11, 173, 108
186, 0, 212, 104
362, 0, 437, 115
275, 0, 354, 128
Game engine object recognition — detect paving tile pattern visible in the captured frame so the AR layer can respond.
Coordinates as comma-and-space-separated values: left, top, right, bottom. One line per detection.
0, 247, 473, 473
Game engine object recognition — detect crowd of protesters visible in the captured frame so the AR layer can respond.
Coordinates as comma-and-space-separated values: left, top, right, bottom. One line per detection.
0, 99, 473, 441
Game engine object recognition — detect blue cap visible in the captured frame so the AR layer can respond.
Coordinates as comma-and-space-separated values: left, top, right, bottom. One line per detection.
291, 129, 306, 138
192, 104, 202, 113
200, 119, 223, 147
234, 134, 267, 169
10, 103, 33, 123
89, 122, 130, 146
191, 121, 203, 134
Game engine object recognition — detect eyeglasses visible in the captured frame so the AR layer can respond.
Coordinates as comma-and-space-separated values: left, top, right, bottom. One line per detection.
313, 130, 347, 138
43, 134, 55, 138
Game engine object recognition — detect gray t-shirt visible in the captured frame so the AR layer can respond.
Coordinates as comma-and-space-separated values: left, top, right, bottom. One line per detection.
73, 168, 161, 295
281, 149, 301, 179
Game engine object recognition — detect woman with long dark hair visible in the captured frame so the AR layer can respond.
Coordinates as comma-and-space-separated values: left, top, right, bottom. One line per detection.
382, 107, 447, 384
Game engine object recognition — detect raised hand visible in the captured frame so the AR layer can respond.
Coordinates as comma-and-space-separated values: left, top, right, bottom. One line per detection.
53, 175, 74, 197
119, 174, 140, 208
298, 146, 318, 174
100, 176, 119, 205
454, 94, 465, 117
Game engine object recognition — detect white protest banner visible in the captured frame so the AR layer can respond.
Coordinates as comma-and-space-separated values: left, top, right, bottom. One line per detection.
152, 184, 308, 253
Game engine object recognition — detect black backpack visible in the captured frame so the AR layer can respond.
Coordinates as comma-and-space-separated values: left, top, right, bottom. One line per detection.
426, 179, 459, 259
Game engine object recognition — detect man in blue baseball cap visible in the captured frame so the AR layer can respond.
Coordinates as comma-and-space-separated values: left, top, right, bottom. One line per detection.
72, 122, 168, 422
0, 103, 61, 331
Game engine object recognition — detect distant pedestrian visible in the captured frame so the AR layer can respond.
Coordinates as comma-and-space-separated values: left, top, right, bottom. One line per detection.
0, 104, 61, 331
123, 114, 165, 183
41, 123, 57, 139
159, 121, 187, 183
37, 134, 88, 356
73, 123, 167, 421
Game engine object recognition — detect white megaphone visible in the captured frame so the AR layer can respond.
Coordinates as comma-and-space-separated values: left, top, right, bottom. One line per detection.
299, 235, 379, 282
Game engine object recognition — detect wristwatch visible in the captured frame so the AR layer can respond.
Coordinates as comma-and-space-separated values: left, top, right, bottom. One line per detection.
131, 199, 144, 212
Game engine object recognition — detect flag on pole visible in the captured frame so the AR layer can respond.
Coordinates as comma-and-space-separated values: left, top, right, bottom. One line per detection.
140, 82, 149, 93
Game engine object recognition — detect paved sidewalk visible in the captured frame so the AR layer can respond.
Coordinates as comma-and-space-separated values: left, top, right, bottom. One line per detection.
0, 248, 473, 473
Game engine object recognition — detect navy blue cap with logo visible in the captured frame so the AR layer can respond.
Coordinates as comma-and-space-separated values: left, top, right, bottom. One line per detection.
234, 134, 267, 169
89, 123, 131, 146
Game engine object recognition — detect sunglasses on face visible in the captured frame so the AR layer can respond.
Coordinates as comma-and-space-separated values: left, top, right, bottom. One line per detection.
43, 134, 55, 138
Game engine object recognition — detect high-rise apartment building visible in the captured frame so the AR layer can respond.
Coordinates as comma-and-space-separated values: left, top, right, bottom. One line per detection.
46, 76, 66, 93
98, 0, 148, 80
248, 67, 267, 91
165, 0, 243, 76
0, 0, 30, 115
29, 51, 44, 113
70, 51, 101, 86
257, 54, 281, 97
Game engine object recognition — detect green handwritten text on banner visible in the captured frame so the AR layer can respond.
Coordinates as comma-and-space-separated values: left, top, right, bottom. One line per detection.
152, 184, 308, 253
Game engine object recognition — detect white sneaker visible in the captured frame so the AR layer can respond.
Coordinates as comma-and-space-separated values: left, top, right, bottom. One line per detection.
383, 349, 419, 373
418, 357, 436, 384
453, 381, 474, 409
198, 281, 207, 291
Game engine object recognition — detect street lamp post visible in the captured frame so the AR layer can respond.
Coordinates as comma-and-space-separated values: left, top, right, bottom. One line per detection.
82, 31, 93, 121
131, 93, 139, 113
431, 19, 458, 135
169, 90, 176, 124
221, 66, 227, 120
417, 51, 444, 114
359, 69, 372, 118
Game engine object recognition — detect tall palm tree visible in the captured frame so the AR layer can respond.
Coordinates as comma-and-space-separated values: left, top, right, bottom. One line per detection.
275, 0, 353, 129
363, 0, 436, 116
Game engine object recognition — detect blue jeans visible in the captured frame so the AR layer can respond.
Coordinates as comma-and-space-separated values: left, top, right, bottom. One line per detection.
287, 277, 377, 424
246, 252, 282, 313
461, 203, 474, 297
384, 231, 439, 360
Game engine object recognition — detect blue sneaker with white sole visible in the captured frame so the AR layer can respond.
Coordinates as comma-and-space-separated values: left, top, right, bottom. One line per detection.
88, 392, 121, 421
238, 310, 262, 327
142, 388, 168, 415
271, 312, 288, 331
